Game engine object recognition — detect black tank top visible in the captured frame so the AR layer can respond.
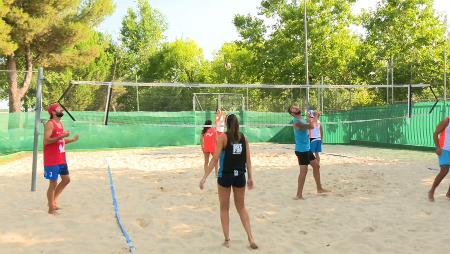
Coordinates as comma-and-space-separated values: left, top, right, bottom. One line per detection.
221, 133, 247, 176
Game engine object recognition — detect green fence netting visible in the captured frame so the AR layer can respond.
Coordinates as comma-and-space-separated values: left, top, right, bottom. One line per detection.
0, 102, 446, 156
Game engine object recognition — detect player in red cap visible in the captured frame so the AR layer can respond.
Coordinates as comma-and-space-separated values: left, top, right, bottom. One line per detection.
44, 103, 79, 215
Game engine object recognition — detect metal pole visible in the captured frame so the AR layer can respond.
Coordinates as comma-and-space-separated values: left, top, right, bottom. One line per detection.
386, 61, 389, 104
407, 83, 412, 118
31, 67, 43, 192
349, 89, 352, 108
321, 76, 324, 112
103, 83, 113, 125
304, 0, 310, 106
246, 87, 249, 111
136, 75, 140, 112
391, 56, 394, 104
317, 80, 320, 110
445, 38, 447, 106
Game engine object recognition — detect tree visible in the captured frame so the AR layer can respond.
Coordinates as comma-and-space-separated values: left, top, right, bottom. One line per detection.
0, 0, 114, 112
41, 33, 116, 112
0, 0, 15, 56
118, 0, 167, 80
233, 0, 360, 110
210, 42, 258, 84
117, 39, 207, 111
359, 0, 446, 102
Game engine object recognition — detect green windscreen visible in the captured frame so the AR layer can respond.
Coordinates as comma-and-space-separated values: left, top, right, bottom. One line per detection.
0, 102, 444, 156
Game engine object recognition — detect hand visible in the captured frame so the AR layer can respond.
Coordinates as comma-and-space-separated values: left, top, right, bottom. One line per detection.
199, 177, 206, 190
62, 131, 71, 138
436, 147, 443, 156
73, 134, 80, 142
247, 178, 254, 190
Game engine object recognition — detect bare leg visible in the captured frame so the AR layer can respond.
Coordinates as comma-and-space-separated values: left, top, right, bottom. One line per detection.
428, 166, 449, 202
47, 180, 58, 215
233, 186, 258, 249
294, 165, 308, 200
218, 184, 231, 247
315, 152, 320, 165
203, 152, 210, 174
54, 175, 70, 208
214, 161, 219, 177
310, 159, 329, 193
446, 184, 450, 199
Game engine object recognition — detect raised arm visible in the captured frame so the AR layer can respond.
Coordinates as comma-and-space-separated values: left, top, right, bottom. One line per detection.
293, 117, 314, 130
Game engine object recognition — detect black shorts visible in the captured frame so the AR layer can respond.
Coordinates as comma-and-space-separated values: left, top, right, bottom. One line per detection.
295, 151, 316, 166
217, 174, 246, 188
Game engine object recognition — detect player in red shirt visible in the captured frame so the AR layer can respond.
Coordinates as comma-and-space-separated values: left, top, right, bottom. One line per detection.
200, 120, 218, 176
43, 103, 79, 215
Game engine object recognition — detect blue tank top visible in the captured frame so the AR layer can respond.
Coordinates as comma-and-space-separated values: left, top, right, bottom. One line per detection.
293, 118, 310, 152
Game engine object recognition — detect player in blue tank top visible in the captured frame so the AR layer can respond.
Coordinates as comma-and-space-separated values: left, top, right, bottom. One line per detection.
288, 105, 329, 200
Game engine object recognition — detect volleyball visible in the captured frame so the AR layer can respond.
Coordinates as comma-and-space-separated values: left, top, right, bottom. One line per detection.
224, 62, 232, 70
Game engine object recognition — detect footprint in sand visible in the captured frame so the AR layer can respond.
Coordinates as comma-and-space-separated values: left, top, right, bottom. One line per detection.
136, 218, 150, 228
299, 230, 308, 235
362, 226, 375, 232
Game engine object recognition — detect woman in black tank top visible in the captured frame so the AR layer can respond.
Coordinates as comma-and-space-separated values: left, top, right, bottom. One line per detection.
199, 114, 258, 249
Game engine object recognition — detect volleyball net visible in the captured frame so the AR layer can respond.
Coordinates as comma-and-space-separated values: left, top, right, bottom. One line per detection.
58, 81, 433, 127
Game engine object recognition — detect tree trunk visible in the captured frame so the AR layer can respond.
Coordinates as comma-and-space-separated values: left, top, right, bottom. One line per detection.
7, 45, 33, 113
7, 54, 20, 112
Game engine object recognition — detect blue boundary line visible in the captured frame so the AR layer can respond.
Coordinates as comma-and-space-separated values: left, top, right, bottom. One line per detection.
107, 163, 136, 253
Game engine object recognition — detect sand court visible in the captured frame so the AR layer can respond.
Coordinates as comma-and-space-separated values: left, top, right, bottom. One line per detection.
1, 144, 450, 253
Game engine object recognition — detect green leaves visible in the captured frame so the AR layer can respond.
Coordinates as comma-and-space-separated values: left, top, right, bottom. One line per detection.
0, 0, 16, 55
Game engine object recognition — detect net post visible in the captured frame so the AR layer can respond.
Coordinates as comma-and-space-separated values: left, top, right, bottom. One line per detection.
104, 82, 113, 125
391, 56, 394, 104
407, 84, 412, 118
136, 74, 140, 112
321, 76, 324, 112
31, 67, 43, 192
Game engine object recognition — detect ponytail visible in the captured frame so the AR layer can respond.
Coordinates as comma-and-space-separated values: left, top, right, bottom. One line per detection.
225, 114, 240, 144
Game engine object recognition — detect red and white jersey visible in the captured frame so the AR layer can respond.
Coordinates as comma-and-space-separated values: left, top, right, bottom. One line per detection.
439, 117, 450, 151
203, 128, 217, 153
215, 116, 225, 133
309, 121, 321, 140
43, 119, 66, 166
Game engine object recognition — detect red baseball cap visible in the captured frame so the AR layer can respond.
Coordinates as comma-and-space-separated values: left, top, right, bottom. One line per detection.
47, 103, 61, 117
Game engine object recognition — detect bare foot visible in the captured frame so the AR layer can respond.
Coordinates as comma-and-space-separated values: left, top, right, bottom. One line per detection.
48, 204, 62, 210
48, 208, 59, 215
428, 191, 435, 202
249, 242, 258, 249
317, 188, 330, 194
222, 239, 230, 248
293, 196, 305, 200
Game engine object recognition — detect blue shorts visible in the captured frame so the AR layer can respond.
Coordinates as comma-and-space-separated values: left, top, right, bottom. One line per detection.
310, 139, 322, 153
438, 150, 450, 167
44, 164, 69, 181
